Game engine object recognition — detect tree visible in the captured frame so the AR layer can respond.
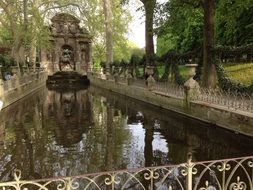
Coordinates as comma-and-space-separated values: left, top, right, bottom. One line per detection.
73, 0, 131, 68
0, 0, 74, 72
202, 0, 216, 88
140, 0, 156, 66
215, 0, 253, 46
158, 0, 253, 87
156, 1, 203, 54
103, 0, 113, 74
0, 0, 132, 74
156, 0, 216, 88
0, 1, 27, 71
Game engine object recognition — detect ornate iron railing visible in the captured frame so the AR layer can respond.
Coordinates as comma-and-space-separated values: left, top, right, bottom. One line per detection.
154, 82, 185, 99
132, 78, 146, 88
1, 156, 252, 190
194, 88, 253, 113
89, 73, 253, 113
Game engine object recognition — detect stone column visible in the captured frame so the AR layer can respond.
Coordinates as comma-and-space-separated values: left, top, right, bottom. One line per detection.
75, 41, 81, 72
54, 47, 60, 72
184, 64, 200, 107
0, 122, 5, 142
87, 42, 92, 72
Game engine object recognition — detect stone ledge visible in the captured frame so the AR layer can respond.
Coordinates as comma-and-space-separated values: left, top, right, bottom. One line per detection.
1, 72, 47, 110
89, 75, 253, 137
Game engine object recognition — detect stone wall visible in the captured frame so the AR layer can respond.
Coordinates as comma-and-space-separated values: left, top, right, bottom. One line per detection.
88, 73, 253, 138
0, 71, 47, 110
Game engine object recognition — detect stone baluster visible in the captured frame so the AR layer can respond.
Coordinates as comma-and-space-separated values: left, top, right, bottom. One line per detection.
75, 40, 81, 72
87, 42, 92, 72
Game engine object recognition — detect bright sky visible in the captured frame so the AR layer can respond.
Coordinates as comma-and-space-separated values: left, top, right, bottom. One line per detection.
127, 1, 145, 48
127, 0, 167, 48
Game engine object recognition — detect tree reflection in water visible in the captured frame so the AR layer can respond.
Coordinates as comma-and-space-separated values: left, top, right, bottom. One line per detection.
0, 86, 253, 182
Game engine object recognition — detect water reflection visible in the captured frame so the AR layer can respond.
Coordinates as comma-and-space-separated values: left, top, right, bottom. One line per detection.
0, 86, 253, 181
45, 90, 93, 146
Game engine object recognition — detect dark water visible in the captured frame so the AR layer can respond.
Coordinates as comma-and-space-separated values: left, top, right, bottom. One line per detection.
0, 86, 253, 181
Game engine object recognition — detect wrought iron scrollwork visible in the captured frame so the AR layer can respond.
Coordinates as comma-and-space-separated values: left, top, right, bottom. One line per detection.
0, 157, 253, 190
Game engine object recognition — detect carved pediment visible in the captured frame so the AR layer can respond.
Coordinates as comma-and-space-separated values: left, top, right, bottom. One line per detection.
51, 13, 80, 24
50, 13, 90, 37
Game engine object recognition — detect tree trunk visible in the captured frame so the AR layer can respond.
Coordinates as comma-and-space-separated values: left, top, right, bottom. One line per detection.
143, 0, 155, 66
161, 59, 171, 82
30, 38, 37, 71
202, 0, 216, 88
23, 0, 28, 31
30, 0, 38, 71
12, 36, 26, 74
103, 0, 113, 75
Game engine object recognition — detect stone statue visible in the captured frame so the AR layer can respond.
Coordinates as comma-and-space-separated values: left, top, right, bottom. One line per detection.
59, 48, 73, 71
51, 24, 57, 35
69, 23, 77, 34
63, 23, 69, 34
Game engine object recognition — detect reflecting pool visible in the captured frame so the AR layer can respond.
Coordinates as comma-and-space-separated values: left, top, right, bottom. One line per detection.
0, 86, 253, 181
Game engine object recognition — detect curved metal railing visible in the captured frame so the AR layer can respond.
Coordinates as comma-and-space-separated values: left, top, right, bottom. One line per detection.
0, 156, 253, 190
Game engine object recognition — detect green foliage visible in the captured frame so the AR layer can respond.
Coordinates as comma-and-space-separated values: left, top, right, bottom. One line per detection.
215, 0, 253, 46
157, 0, 253, 52
72, 0, 132, 65
156, 33, 176, 57
235, 6, 253, 45
113, 41, 144, 63
172, 63, 186, 85
156, 0, 203, 53
0, 27, 12, 45
0, 0, 132, 66
0, 54, 15, 78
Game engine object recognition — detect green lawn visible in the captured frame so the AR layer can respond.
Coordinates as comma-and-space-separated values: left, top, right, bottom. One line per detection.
224, 63, 253, 86
157, 65, 188, 79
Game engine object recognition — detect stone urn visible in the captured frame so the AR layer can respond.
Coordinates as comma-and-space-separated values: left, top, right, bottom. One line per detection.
184, 64, 200, 106
145, 66, 155, 89
145, 65, 154, 76
185, 64, 198, 78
